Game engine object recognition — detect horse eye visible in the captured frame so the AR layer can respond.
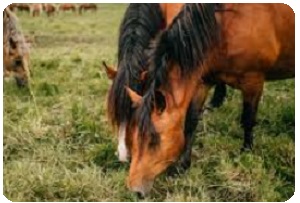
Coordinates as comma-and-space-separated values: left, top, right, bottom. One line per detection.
15, 59, 22, 67
155, 91, 166, 114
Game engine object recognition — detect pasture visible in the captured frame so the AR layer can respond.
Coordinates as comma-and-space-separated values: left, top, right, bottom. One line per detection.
3, 4, 295, 201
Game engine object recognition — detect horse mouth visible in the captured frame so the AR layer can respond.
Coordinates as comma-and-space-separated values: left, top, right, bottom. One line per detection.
15, 77, 28, 88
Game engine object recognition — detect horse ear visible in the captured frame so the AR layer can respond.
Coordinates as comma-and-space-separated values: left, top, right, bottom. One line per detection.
102, 61, 117, 80
125, 86, 142, 107
140, 71, 148, 81
4, 8, 9, 18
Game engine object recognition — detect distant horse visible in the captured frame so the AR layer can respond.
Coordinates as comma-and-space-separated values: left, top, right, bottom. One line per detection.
104, 3, 227, 174
3, 8, 30, 87
79, 3, 97, 14
16, 3, 30, 14
124, 3, 294, 195
31, 4, 43, 17
59, 4, 76, 13
43, 4, 56, 17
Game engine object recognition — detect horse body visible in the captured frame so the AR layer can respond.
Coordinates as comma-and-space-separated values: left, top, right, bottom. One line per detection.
125, 3, 294, 195
31, 4, 43, 17
3, 8, 30, 87
215, 4, 294, 82
59, 4, 76, 13
16, 4, 30, 13
79, 3, 97, 14
43, 4, 57, 17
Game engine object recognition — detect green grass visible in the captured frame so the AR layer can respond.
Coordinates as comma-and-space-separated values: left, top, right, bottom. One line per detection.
4, 4, 295, 201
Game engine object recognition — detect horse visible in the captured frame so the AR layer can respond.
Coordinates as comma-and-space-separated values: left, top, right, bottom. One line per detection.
124, 3, 294, 195
3, 8, 30, 87
15, 3, 30, 14
30, 4, 43, 17
104, 4, 166, 163
43, 4, 57, 17
59, 4, 76, 13
79, 3, 97, 14
104, 3, 227, 179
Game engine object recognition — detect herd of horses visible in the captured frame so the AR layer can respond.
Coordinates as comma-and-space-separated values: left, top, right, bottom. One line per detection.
3, 3, 295, 197
8, 3, 97, 17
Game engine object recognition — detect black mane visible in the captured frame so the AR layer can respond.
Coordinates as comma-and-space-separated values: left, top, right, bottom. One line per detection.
107, 4, 164, 127
137, 4, 220, 146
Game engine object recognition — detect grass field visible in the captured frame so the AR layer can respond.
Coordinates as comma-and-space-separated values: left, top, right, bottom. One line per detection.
3, 4, 295, 201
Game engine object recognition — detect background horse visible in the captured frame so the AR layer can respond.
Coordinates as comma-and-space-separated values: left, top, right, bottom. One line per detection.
30, 4, 43, 17
43, 4, 57, 17
16, 3, 31, 14
79, 3, 97, 15
59, 4, 76, 13
125, 3, 294, 195
3, 7, 30, 87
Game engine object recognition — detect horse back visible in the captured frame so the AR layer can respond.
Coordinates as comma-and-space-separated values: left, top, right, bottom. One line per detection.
216, 3, 294, 80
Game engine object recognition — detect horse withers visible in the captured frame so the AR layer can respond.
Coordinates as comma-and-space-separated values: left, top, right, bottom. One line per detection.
3, 7, 30, 87
125, 3, 294, 196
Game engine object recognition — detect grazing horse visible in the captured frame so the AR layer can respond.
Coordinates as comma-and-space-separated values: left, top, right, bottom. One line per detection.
79, 3, 97, 14
31, 4, 43, 17
59, 4, 76, 13
105, 3, 227, 176
16, 3, 30, 13
43, 4, 56, 17
124, 3, 294, 195
105, 4, 165, 162
3, 8, 30, 87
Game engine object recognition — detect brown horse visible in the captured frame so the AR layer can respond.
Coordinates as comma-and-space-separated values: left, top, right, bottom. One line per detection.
59, 4, 76, 13
124, 3, 294, 195
105, 3, 227, 179
30, 4, 43, 17
79, 3, 97, 14
16, 3, 30, 13
43, 4, 56, 17
3, 8, 30, 87
104, 4, 166, 163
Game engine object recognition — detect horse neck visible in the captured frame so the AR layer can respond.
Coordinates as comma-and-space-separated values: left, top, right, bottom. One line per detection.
159, 3, 185, 26
163, 62, 203, 112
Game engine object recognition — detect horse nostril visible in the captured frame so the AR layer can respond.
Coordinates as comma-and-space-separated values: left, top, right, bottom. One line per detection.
136, 192, 145, 199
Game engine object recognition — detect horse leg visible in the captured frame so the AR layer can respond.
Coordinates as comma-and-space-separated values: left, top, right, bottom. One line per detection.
179, 100, 201, 167
240, 74, 264, 151
209, 82, 227, 108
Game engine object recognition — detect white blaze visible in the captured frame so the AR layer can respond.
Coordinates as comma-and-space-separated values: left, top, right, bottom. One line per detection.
117, 122, 129, 162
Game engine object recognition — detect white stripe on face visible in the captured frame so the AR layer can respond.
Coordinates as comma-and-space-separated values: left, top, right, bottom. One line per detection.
117, 122, 129, 162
